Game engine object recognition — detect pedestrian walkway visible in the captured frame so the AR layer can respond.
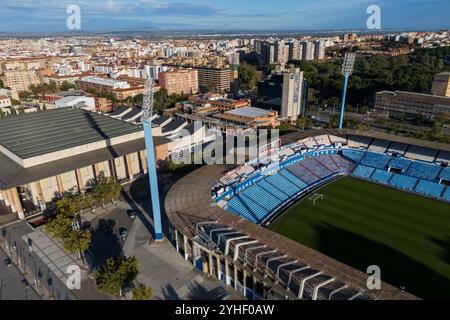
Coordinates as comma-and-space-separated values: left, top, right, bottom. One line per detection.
0, 248, 40, 300
23, 230, 90, 286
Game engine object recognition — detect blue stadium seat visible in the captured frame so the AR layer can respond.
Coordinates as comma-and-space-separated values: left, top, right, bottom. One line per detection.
407, 162, 441, 181
414, 180, 445, 198
266, 174, 300, 196
331, 155, 355, 172
227, 197, 259, 224
239, 194, 269, 221
287, 163, 318, 185
315, 155, 339, 171
302, 158, 332, 178
241, 185, 282, 212
389, 157, 412, 171
389, 174, 418, 191
353, 165, 375, 179
279, 170, 308, 189
258, 180, 290, 202
360, 152, 392, 170
371, 169, 393, 184
439, 167, 450, 181
342, 149, 365, 163
443, 188, 450, 202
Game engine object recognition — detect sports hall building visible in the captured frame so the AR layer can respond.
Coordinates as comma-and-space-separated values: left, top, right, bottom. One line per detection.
0, 108, 170, 224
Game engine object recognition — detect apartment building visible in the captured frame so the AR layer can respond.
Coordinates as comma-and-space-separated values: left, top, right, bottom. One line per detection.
158, 68, 198, 95
196, 67, 230, 92
1, 69, 41, 91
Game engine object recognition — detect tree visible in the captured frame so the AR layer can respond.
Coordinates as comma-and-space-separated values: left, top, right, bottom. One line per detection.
328, 115, 339, 128
238, 63, 260, 91
45, 194, 92, 261
132, 283, 153, 300
60, 81, 77, 91
358, 106, 369, 114
62, 229, 91, 262
45, 211, 73, 240
95, 256, 139, 297
297, 117, 311, 131
90, 176, 121, 205
19, 91, 32, 100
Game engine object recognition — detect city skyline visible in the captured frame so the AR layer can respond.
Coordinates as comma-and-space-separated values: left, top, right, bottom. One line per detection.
0, 0, 449, 33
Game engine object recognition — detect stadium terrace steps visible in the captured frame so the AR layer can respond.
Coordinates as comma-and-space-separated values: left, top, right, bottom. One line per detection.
239, 194, 269, 221
389, 174, 418, 190
258, 180, 290, 202
414, 180, 445, 198
242, 185, 281, 212
331, 155, 355, 172
279, 170, 308, 190
389, 157, 412, 171
301, 158, 332, 178
371, 169, 393, 184
407, 162, 442, 181
443, 188, 450, 202
353, 165, 376, 179
266, 174, 300, 197
360, 152, 392, 170
227, 197, 259, 224
287, 164, 318, 185
342, 149, 365, 163
439, 167, 450, 181
325, 155, 341, 171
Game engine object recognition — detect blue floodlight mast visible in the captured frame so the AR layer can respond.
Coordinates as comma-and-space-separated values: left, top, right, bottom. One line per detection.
142, 78, 163, 241
339, 52, 357, 129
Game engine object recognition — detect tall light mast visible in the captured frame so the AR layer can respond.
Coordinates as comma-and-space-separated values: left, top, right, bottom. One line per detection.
339, 52, 356, 129
142, 77, 163, 242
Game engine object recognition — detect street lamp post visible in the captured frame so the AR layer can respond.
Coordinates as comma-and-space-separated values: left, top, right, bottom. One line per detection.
142, 78, 163, 242
339, 52, 356, 129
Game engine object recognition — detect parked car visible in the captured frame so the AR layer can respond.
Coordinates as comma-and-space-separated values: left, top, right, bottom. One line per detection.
119, 227, 128, 239
127, 210, 138, 219
4, 258, 12, 267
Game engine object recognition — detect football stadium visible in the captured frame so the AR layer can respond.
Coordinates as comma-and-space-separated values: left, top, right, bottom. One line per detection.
165, 129, 450, 300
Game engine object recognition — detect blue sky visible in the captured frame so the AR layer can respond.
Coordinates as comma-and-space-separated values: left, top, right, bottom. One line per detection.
0, 0, 448, 32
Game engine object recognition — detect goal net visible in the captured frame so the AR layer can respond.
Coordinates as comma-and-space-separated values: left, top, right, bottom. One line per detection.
309, 194, 324, 206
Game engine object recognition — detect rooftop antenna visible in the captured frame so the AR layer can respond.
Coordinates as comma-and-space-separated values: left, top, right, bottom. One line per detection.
339, 52, 356, 129
142, 77, 163, 242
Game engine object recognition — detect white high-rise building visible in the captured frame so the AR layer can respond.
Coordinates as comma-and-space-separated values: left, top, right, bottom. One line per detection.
281, 67, 304, 120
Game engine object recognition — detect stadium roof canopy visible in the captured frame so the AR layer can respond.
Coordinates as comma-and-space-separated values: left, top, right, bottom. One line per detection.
0, 108, 142, 160
0, 108, 170, 189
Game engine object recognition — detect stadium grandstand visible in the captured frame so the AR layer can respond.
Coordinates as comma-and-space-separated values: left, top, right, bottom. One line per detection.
165, 129, 450, 301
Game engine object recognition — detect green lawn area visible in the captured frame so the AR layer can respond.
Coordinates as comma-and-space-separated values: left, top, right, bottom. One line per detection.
269, 177, 450, 299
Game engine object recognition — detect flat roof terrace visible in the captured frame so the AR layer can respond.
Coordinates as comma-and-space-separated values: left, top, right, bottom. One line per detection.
0, 108, 144, 168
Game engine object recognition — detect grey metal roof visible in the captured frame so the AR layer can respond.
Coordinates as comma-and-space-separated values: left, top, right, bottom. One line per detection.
0, 108, 142, 159
109, 107, 130, 116
162, 119, 187, 133
120, 107, 142, 120
225, 107, 272, 118
152, 115, 170, 126
0, 136, 170, 190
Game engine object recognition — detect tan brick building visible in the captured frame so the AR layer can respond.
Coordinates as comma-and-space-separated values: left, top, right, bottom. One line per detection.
158, 69, 198, 95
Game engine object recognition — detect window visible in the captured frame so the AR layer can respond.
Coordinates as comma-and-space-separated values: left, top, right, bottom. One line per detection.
80, 167, 90, 178
40, 178, 53, 189
61, 173, 72, 184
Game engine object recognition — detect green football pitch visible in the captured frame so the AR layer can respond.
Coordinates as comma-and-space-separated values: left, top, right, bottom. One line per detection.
268, 176, 450, 299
